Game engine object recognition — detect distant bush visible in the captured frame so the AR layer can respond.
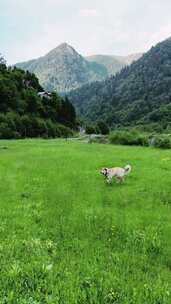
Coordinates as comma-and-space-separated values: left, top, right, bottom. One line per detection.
57, 124, 74, 138
151, 135, 171, 149
109, 129, 171, 149
109, 130, 149, 146
136, 123, 164, 133
86, 122, 109, 135
165, 124, 171, 134
96, 121, 110, 135
85, 125, 97, 134
88, 135, 108, 144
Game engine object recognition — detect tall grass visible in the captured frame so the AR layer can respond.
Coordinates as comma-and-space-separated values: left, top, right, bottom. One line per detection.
0, 139, 171, 303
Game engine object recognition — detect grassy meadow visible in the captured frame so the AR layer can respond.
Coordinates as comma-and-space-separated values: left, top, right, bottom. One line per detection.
0, 139, 171, 303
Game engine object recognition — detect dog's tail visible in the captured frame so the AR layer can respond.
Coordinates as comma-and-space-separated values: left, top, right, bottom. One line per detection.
124, 164, 131, 175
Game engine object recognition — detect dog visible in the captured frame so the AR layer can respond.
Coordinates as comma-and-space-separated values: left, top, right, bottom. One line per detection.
100, 165, 131, 183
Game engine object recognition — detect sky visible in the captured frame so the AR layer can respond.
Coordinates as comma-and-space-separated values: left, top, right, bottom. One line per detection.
1, 0, 171, 64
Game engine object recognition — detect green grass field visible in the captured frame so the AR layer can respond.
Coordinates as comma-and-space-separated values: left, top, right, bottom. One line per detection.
0, 139, 171, 303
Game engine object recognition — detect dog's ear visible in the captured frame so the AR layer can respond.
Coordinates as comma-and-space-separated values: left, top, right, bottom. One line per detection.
100, 168, 106, 174
104, 168, 108, 175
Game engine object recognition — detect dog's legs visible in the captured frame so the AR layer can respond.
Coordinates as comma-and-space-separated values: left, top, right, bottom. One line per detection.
120, 176, 124, 183
116, 176, 124, 183
107, 176, 112, 184
116, 178, 119, 183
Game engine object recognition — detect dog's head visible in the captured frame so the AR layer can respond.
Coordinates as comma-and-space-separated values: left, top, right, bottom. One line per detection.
100, 167, 108, 176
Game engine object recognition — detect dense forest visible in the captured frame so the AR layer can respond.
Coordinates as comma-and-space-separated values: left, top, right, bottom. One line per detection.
69, 37, 171, 129
0, 55, 76, 138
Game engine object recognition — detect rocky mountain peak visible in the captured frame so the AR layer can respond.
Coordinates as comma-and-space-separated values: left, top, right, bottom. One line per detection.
48, 42, 78, 57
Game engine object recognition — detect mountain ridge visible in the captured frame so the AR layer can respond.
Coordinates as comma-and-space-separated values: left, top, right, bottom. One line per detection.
15, 43, 142, 93
15, 43, 108, 93
86, 53, 142, 75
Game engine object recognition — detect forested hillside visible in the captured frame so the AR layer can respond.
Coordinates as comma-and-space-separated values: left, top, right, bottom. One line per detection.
69, 38, 171, 128
0, 56, 76, 138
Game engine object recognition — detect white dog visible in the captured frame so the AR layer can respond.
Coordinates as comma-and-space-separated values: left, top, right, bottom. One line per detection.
100, 165, 131, 183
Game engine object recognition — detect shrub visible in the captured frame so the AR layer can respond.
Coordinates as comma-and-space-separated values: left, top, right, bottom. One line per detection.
152, 135, 171, 149
96, 121, 110, 135
109, 129, 171, 149
137, 123, 164, 133
85, 125, 97, 134
0, 122, 14, 139
46, 119, 57, 138
57, 124, 74, 138
109, 130, 149, 146
88, 135, 109, 144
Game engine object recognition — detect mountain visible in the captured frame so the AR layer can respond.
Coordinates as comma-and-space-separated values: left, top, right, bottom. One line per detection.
86, 53, 142, 75
15, 43, 142, 94
86, 55, 124, 75
15, 43, 108, 93
68, 37, 171, 128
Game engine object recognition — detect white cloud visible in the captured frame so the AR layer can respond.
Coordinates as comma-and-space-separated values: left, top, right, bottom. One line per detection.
2, 0, 171, 63
79, 8, 101, 17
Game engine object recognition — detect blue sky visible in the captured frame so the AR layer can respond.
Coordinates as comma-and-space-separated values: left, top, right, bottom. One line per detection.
1, 0, 171, 64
